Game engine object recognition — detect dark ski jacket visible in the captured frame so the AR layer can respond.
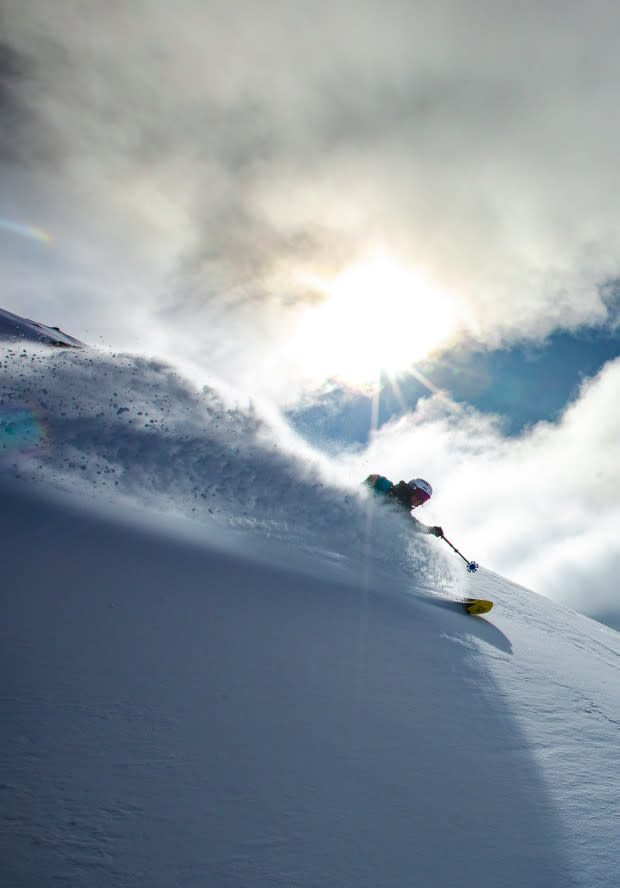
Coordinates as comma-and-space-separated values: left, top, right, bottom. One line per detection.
363, 474, 443, 536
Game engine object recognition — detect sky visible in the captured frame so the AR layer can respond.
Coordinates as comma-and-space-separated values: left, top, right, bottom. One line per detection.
3, 1, 620, 620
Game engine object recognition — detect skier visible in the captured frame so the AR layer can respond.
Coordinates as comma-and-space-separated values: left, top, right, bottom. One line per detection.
363, 475, 444, 538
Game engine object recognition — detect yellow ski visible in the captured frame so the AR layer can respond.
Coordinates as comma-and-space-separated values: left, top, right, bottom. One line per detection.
463, 598, 493, 615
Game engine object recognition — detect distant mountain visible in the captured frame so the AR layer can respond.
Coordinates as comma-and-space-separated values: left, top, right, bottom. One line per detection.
0, 307, 85, 347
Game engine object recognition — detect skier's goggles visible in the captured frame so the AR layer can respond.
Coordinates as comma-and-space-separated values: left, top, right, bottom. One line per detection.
410, 486, 431, 504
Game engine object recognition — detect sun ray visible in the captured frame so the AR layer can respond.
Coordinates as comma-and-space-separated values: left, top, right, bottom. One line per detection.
369, 384, 381, 441
408, 365, 465, 415
385, 372, 409, 415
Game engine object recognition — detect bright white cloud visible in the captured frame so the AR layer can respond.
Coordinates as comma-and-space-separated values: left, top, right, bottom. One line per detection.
338, 355, 620, 622
2, 0, 620, 394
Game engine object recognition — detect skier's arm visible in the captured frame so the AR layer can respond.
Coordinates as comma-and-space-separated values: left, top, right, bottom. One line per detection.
410, 515, 444, 537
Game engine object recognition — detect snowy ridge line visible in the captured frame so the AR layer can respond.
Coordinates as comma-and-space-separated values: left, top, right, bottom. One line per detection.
1, 343, 454, 594
0, 307, 85, 347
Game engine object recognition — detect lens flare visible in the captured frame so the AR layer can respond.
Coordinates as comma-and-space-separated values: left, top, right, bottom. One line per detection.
0, 405, 46, 457
0, 218, 52, 244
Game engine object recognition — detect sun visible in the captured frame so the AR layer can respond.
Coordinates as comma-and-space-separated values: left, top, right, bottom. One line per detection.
291, 250, 457, 387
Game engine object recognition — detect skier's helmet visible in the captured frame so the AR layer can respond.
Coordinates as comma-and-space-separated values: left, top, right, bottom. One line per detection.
408, 478, 432, 503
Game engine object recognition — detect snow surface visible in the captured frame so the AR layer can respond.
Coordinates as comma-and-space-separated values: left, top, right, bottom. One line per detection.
0, 307, 85, 348
2, 329, 620, 887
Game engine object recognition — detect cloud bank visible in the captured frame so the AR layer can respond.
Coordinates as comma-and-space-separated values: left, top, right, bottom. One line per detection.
2, 0, 620, 394
338, 354, 620, 622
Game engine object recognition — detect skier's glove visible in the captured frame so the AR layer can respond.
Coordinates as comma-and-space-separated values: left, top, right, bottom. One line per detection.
428, 525, 444, 538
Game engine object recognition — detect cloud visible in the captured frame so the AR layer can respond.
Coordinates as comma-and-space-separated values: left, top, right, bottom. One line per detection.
2, 0, 620, 395
336, 354, 620, 623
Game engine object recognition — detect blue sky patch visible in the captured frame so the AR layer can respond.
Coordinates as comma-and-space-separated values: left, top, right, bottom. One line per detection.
288, 327, 620, 446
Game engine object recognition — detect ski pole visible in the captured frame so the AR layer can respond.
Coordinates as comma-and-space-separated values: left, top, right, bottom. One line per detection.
441, 535, 479, 573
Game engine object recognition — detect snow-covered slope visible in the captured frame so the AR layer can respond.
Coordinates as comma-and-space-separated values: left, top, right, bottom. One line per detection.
0, 307, 85, 348
2, 332, 620, 887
